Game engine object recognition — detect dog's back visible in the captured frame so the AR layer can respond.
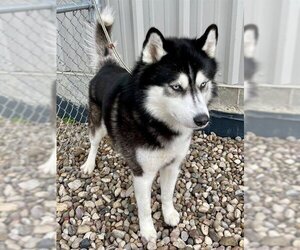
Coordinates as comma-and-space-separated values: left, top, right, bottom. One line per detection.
89, 62, 128, 111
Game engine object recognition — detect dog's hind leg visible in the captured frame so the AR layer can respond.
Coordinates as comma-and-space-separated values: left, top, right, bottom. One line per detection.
81, 101, 106, 174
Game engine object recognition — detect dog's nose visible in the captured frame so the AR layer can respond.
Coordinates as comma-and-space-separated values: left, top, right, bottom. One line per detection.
193, 114, 209, 127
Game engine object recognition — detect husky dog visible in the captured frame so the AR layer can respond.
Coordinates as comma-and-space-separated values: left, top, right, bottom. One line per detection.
82, 7, 218, 241
244, 24, 259, 102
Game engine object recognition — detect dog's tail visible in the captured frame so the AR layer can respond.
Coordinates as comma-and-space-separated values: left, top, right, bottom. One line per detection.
95, 6, 114, 57
85, 6, 116, 70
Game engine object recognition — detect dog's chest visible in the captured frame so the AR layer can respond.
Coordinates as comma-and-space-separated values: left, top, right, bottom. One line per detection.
135, 132, 192, 172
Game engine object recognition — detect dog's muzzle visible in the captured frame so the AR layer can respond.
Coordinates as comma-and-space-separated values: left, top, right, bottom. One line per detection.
193, 114, 209, 127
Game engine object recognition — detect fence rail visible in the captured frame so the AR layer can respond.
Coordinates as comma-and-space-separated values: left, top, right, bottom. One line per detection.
0, 3, 56, 14
56, 0, 93, 14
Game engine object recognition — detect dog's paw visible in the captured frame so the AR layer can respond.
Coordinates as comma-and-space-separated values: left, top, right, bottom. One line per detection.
38, 150, 56, 175
163, 207, 180, 226
38, 161, 56, 175
140, 224, 157, 242
80, 162, 95, 175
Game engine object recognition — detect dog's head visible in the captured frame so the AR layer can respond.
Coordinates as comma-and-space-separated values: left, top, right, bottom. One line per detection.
138, 25, 218, 130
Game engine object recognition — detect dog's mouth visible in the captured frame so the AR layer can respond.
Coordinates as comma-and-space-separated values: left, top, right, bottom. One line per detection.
182, 122, 209, 130
194, 121, 209, 130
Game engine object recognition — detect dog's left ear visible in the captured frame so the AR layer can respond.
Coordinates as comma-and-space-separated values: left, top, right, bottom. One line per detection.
197, 24, 218, 58
142, 27, 167, 64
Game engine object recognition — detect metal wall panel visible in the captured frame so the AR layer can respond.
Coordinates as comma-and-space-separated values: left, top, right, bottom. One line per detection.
245, 0, 300, 85
100, 0, 243, 85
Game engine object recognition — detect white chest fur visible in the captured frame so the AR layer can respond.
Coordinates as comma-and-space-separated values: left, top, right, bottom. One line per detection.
135, 131, 192, 172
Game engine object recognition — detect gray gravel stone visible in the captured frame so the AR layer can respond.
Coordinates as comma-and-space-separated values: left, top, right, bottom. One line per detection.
68, 180, 82, 191
18, 180, 40, 190
37, 238, 54, 249
204, 236, 212, 245
77, 225, 90, 235
112, 229, 126, 239
201, 224, 209, 236
180, 231, 188, 242
173, 239, 186, 249
260, 236, 291, 246
219, 236, 238, 246
79, 238, 91, 249
75, 206, 84, 219
198, 202, 210, 213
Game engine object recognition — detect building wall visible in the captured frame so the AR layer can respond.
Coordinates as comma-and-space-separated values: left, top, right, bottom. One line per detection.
245, 0, 300, 85
55, 0, 300, 114
99, 0, 244, 85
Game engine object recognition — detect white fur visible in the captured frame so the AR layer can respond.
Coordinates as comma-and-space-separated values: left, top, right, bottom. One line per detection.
100, 6, 114, 26
196, 71, 213, 103
81, 124, 107, 174
39, 146, 56, 175
134, 131, 192, 240
160, 161, 181, 226
204, 82, 213, 104
145, 72, 210, 130
195, 71, 206, 86
84, 6, 115, 71
142, 33, 167, 64
134, 172, 157, 241
177, 73, 189, 89
244, 29, 256, 58
136, 132, 191, 172
39, 127, 56, 175
84, 22, 99, 71
144, 86, 175, 127
202, 29, 217, 57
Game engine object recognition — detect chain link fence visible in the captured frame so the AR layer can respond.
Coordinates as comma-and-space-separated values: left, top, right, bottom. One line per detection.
0, 2, 56, 249
0, 0, 106, 159
0, 4, 55, 124
56, 0, 97, 151
0, 2, 56, 165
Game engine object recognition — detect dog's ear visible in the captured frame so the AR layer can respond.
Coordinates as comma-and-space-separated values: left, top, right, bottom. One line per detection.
197, 24, 218, 58
244, 24, 259, 58
142, 27, 167, 64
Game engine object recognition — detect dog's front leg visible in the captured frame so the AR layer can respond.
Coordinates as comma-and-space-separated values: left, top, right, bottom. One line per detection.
133, 171, 157, 241
160, 162, 180, 226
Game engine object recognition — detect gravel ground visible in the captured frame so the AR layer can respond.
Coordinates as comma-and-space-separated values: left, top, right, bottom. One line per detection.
245, 133, 300, 249
0, 119, 56, 250
57, 121, 244, 249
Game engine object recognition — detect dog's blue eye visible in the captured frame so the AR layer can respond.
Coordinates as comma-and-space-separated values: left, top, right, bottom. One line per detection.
171, 84, 182, 91
200, 81, 209, 89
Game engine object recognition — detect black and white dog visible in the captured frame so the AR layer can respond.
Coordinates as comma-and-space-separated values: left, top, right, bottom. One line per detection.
82, 7, 218, 241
